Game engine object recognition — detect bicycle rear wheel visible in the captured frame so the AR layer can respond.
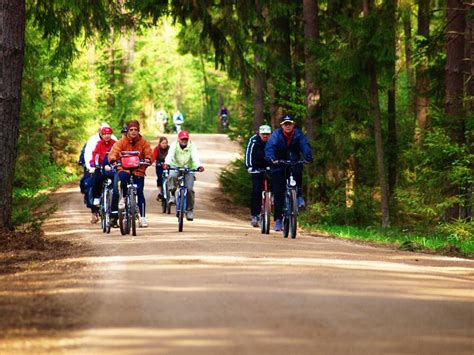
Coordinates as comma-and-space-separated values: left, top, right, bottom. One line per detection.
282, 192, 290, 238
105, 188, 112, 234
178, 190, 185, 232
130, 190, 137, 236
289, 189, 298, 239
261, 192, 271, 234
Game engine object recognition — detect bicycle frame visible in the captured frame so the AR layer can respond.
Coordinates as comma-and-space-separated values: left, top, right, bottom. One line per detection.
117, 153, 150, 236
279, 160, 304, 239
169, 167, 199, 232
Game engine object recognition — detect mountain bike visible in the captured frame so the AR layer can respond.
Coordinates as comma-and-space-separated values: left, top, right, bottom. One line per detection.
279, 160, 305, 239
117, 151, 150, 236
169, 167, 199, 232
251, 168, 272, 234
100, 175, 114, 234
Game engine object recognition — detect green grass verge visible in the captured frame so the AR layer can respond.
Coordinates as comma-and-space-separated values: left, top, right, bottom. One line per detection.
301, 221, 474, 258
12, 167, 79, 230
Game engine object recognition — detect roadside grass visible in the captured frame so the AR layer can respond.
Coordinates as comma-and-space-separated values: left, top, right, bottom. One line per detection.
12, 169, 79, 230
301, 221, 474, 258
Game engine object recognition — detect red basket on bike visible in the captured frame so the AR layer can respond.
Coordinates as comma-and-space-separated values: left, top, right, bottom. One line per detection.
121, 155, 140, 169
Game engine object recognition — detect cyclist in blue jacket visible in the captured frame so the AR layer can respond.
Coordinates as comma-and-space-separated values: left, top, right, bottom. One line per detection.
265, 114, 313, 231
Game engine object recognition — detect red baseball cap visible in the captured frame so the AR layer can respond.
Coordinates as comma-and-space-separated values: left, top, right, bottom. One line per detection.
100, 127, 113, 135
178, 130, 190, 140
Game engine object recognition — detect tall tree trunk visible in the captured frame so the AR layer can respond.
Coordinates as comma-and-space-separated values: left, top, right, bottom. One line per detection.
293, 8, 304, 101
364, 0, 390, 228
444, 0, 467, 220
252, 31, 265, 130
386, 0, 398, 199
0, 0, 26, 230
252, 1, 265, 131
107, 28, 116, 114
402, 5, 415, 113
445, 0, 466, 138
465, 2, 473, 112
267, 0, 292, 122
303, 0, 320, 141
414, 0, 430, 144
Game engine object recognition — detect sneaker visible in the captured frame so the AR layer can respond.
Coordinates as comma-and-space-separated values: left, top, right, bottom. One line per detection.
251, 216, 259, 228
118, 197, 125, 210
297, 196, 305, 208
90, 213, 99, 224
274, 219, 283, 232
110, 212, 118, 228
140, 217, 148, 228
169, 195, 176, 204
186, 211, 194, 221
93, 198, 101, 206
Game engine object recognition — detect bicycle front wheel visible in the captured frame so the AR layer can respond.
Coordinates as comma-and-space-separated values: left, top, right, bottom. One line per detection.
178, 190, 185, 232
261, 192, 271, 234
130, 190, 137, 236
119, 209, 127, 235
289, 189, 298, 239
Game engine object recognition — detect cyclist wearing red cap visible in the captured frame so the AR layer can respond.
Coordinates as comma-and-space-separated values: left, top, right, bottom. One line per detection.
88, 127, 117, 222
163, 130, 204, 221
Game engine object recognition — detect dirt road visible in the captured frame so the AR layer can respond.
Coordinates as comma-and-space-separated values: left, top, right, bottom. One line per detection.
1, 134, 473, 354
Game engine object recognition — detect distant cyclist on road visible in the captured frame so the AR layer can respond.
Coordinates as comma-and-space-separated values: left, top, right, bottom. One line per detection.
163, 130, 204, 221
265, 114, 313, 231
172, 109, 184, 133
245, 124, 272, 227
108, 120, 152, 228
218, 105, 229, 131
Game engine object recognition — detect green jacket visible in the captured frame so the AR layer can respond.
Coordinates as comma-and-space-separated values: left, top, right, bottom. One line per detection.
164, 140, 202, 169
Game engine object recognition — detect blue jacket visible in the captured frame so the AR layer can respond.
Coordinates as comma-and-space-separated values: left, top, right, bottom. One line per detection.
264, 127, 313, 173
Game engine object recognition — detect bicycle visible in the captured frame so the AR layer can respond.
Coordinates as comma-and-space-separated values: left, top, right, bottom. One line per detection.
99, 175, 114, 234
220, 114, 228, 132
278, 160, 305, 239
117, 151, 150, 236
169, 167, 199, 232
251, 168, 272, 234
157, 163, 171, 214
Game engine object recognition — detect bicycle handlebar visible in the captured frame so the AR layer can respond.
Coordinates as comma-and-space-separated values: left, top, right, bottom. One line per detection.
168, 167, 200, 173
249, 167, 270, 174
115, 160, 151, 167
275, 160, 306, 166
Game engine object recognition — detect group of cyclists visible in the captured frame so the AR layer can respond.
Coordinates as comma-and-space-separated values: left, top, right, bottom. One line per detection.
245, 114, 313, 232
79, 112, 311, 234
80, 120, 203, 230
154, 109, 186, 134
155, 106, 229, 135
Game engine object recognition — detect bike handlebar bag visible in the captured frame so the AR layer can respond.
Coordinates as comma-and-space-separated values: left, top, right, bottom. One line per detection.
121, 155, 140, 169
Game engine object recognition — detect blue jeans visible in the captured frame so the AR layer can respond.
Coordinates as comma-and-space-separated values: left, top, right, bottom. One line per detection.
112, 171, 146, 217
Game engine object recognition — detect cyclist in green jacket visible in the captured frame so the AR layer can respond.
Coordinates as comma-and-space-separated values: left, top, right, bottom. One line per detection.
163, 130, 204, 221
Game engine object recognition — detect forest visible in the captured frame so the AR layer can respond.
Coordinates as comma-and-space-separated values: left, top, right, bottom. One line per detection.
0, 1, 472, 250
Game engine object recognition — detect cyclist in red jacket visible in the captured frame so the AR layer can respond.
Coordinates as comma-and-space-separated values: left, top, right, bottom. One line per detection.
89, 126, 116, 223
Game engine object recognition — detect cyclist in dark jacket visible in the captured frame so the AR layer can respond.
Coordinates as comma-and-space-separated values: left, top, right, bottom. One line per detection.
265, 114, 313, 231
245, 124, 272, 227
